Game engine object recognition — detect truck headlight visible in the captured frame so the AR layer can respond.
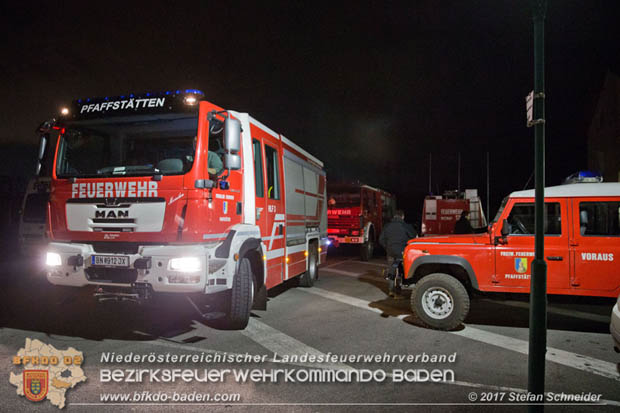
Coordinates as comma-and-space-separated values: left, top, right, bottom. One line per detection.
46, 252, 62, 266
169, 257, 201, 272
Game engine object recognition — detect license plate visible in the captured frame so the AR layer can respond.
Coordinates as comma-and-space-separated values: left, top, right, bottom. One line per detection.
91, 255, 130, 267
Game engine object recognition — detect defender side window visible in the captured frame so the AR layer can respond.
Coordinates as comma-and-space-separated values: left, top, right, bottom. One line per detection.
507, 202, 561, 235
579, 202, 620, 236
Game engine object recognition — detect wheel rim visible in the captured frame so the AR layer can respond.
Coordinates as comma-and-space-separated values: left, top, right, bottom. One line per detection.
250, 278, 255, 303
421, 287, 454, 320
309, 253, 317, 280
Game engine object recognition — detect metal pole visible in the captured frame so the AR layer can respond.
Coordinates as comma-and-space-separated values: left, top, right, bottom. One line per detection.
429, 153, 432, 194
486, 151, 490, 220
528, 0, 547, 411
457, 152, 461, 193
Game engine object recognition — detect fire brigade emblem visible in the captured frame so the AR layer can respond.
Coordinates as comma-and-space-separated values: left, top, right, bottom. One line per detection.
515, 258, 528, 274
23, 370, 48, 402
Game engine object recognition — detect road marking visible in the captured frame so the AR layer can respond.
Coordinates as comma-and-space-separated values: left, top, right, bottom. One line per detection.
351, 260, 388, 268
299, 287, 620, 382
302, 286, 404, 318
322, 267, 390, 285
323, 258, 355, 269
453, 327, 620, 382
482, 298, 611, 324
323, 267, 368, 277
145, 321, 620, 407
242, 318, 351, 371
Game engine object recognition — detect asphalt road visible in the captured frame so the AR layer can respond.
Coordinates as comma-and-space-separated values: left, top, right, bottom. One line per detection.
1, 248, 619, 412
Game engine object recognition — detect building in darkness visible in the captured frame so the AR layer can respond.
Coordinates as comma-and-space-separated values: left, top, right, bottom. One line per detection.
588, 71, 620, 182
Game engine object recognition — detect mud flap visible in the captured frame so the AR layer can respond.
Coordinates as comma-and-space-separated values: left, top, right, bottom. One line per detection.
252, 284, 267, 311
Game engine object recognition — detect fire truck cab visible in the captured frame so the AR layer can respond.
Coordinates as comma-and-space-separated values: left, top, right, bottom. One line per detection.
404, 180, 620, 330
327, 183, 396, 260
43, 90, 328, 329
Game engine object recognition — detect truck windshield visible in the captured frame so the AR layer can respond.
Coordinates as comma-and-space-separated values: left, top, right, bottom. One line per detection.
55, 114, 199, 178
328, 191, 361, 206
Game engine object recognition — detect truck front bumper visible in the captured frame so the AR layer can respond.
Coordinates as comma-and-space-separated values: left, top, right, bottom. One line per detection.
45, 242, 229, 294
328, 235, 364, 245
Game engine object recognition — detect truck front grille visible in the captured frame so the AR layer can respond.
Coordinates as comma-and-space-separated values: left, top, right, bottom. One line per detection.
328, 216, 361, 234
85, 267, 138, 284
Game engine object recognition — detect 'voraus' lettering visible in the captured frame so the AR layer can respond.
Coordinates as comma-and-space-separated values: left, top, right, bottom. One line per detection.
581, 252, 614, 262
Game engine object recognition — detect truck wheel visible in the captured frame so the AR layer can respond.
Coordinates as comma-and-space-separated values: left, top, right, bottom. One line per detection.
225, 257, 254, 329
360, 239, 374, 261
299, 245, 318, 287
411, 273, 469, 330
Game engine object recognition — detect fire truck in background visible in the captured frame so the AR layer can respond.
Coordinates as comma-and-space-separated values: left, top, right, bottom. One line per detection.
40, 89, 328, 329
421, 189, 487, 235
327, 182, 396, 260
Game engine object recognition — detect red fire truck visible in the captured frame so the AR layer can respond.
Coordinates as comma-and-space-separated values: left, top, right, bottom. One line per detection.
421, 189, 487, 235
41, 89, 328, 329
327, 183, 396, 260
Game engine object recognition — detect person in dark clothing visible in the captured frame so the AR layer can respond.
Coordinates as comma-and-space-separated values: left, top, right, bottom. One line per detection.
379, 210, 417, 298
453, 210, 474, 234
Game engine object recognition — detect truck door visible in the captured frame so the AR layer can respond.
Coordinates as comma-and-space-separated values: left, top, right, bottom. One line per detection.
569, 198, 620, 293
263, 138, 285, 287
494, 199, 570, 291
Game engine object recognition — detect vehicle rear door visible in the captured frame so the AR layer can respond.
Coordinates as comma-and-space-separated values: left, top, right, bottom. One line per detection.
569, 197, 620, 293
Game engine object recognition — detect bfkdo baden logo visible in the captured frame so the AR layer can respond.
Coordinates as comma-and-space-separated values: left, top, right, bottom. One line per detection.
24, 370, 49, 402
9, 338, 86, 409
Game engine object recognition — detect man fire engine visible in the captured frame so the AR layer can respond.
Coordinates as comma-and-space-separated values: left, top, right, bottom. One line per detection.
41, 89, 328, 329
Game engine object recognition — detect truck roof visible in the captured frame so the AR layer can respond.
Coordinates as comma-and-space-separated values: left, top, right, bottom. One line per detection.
510, 182, 620, 198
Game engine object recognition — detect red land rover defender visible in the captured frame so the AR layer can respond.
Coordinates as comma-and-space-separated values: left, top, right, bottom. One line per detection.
403, 181, 620, 330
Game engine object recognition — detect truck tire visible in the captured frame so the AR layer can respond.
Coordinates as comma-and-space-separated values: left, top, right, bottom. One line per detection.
411, 273, 469, 330
225, 257, 254, 329
360, 238, 374, 261
299, 245, 318, 287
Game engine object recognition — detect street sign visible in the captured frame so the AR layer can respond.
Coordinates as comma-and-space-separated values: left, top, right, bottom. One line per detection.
526, 90, 534, 125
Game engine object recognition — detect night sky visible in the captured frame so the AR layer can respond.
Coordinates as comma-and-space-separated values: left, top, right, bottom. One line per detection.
2, 1, 620, 223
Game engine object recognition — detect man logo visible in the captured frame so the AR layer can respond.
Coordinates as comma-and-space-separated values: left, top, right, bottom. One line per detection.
515, 258, 528, 274
95, 210, 129, 219
23, 370, 48, 402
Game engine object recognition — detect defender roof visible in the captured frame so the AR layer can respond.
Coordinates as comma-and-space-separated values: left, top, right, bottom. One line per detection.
510, 183, 620, 198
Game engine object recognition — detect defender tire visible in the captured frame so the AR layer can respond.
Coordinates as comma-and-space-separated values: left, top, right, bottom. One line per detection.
411, 273, 470, 330
225, 257, 254, 329
360, 238, 374, 261
299, 245, 318, 287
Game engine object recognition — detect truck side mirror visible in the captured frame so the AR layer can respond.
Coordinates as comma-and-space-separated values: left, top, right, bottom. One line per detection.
501, 219, 511, 237
223, 118, 241, 153
224, 153, 241, 170
38, 135, 47, 160
35, 135, 47, 175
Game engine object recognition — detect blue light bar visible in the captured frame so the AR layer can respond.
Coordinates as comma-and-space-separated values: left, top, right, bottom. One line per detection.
563, 171, 603, 184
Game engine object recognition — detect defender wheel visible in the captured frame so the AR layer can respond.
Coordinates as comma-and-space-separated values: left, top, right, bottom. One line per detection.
299, 245, 318, 287
360, 239, 374, 261
225, 257, 254, 329
411, 273, 470, 330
